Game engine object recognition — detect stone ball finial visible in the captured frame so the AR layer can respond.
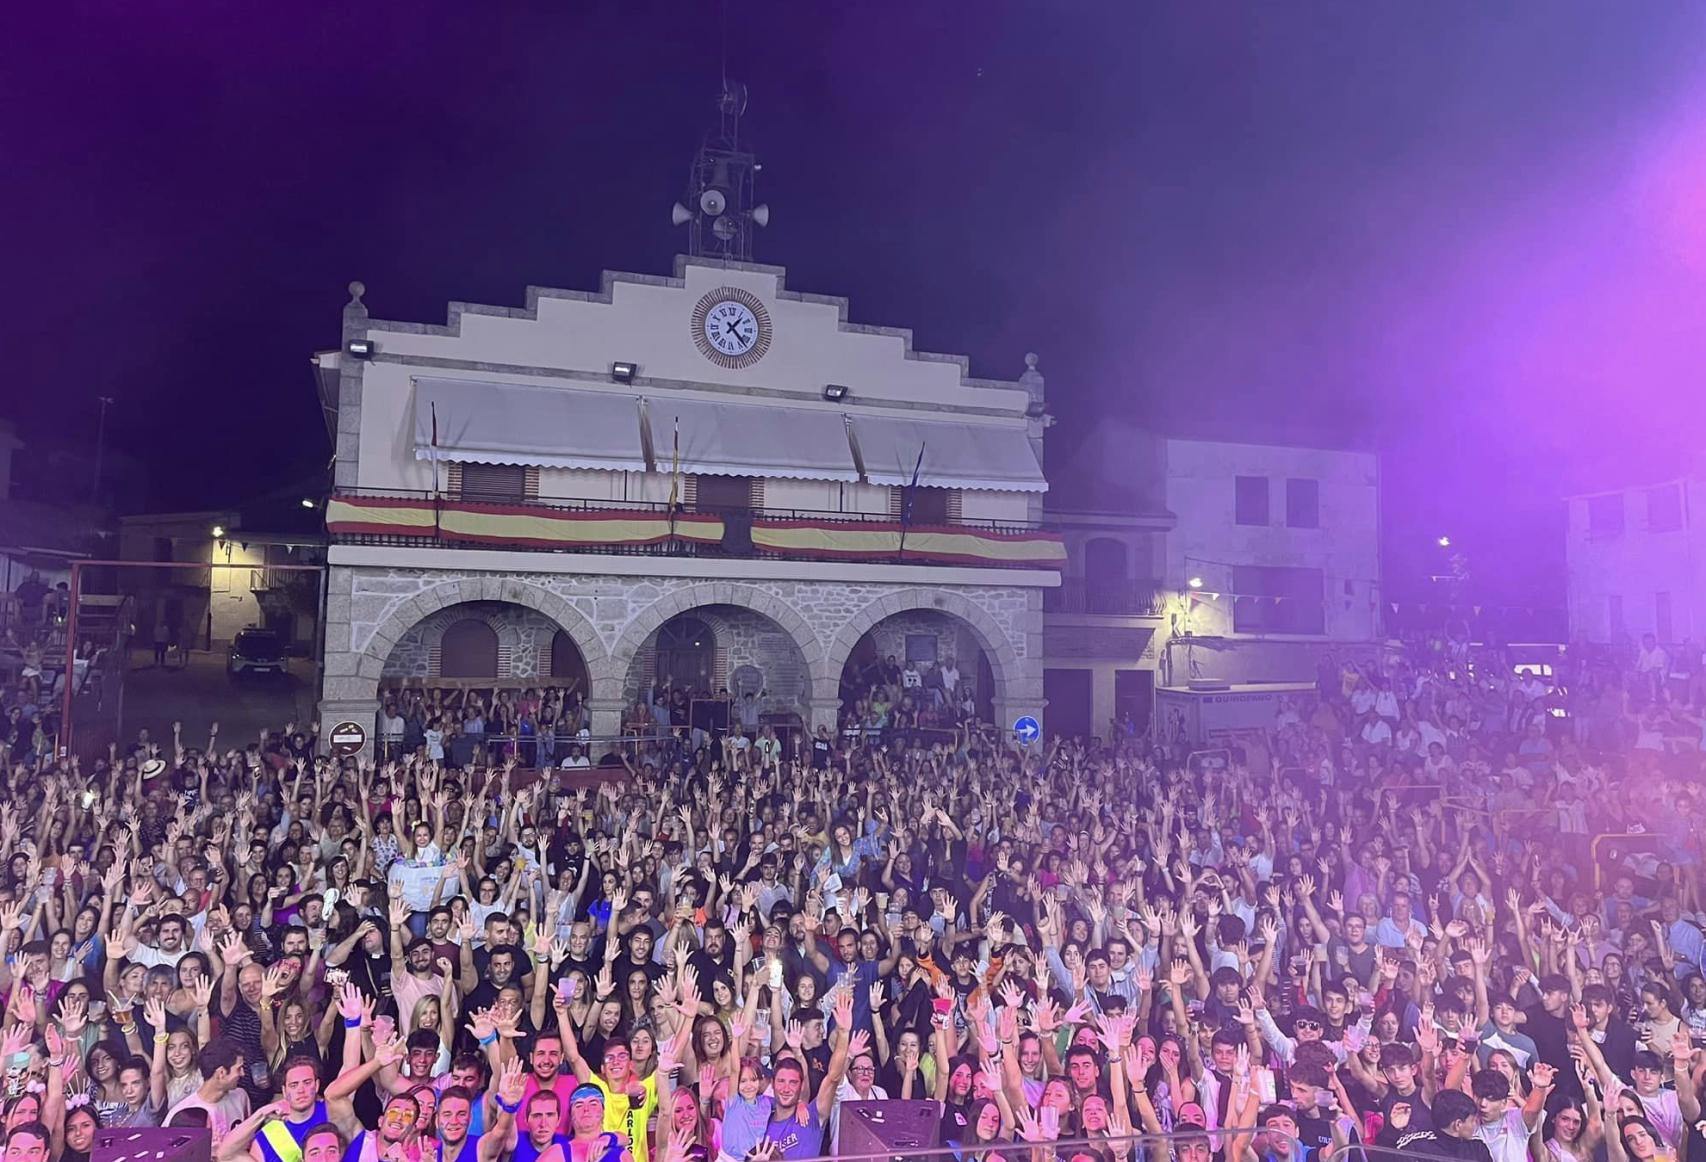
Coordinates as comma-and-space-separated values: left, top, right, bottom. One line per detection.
348, 280, 366, 304
1024, 352, 1039, 370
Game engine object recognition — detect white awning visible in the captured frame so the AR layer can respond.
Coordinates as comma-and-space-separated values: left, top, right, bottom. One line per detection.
851, 415, 1047, 492
412, 378, 648, 472
649, 396, 860, 482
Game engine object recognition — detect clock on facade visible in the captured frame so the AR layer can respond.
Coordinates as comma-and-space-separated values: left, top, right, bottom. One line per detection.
691, 287, 772, 369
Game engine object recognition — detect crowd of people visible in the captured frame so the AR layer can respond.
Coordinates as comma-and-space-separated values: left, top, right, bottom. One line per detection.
0, 629, 1700, 1162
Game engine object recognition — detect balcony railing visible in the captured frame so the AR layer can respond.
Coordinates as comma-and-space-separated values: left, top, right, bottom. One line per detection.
1043, 577, 1166, 615
324, 490, 1065, 571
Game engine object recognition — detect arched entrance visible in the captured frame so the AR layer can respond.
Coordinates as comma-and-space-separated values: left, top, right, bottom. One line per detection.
613, 600, 816, 741
379, 600, 590, 693
837, 608, 994, 729
819, 588, 1033, 736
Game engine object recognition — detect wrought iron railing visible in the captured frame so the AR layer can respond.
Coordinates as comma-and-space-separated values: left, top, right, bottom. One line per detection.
1043, 577, 1167, 615
326, 488, 1061, 569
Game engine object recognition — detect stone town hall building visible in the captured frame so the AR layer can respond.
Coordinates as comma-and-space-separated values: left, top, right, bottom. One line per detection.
313, 255, 1063, 749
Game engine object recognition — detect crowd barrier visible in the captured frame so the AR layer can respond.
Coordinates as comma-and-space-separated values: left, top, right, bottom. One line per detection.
778, 1127, 1301, 1162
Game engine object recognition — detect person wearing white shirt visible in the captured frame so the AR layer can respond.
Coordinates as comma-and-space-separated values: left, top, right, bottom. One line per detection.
829, 1050, 888, 1151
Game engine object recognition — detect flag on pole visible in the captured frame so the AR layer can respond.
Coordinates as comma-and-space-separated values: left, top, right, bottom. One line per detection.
897, 443, 925, 561
430, 401, 441, 541
666, 415, 681, 538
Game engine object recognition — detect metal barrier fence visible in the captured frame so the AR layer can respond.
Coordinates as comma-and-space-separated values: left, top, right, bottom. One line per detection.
776, 1127, 1300, 1162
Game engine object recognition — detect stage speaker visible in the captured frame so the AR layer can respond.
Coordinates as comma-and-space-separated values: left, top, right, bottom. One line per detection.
840, 1099, 940, 1162
94, 1127, 213, 1162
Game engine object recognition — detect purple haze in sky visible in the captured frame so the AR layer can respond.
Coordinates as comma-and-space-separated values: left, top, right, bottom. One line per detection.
5, 2, 1704, 608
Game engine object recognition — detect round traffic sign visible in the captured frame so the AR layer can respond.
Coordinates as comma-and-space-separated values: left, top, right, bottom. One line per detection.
1013, 715, 1041, 744
328, 720, 367, 758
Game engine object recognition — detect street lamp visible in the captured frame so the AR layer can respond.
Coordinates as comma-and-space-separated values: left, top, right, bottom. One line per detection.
1187, 577, 1204, 589
1436, 535, 1451, 548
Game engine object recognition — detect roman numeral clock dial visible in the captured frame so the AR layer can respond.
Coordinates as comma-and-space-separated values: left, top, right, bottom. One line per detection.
691, 287, 772, 369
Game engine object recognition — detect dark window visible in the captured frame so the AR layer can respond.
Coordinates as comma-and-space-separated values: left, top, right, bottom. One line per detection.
1285, 478, 1319, 529
904, 633, 938, 664
1082, 538, 1130, 614
458, 463, 527, 501
1656, 592, 1673, 642
1647, 485, 1683, 533
656, 616, 715, 692
1608, 595, 1624, 637
1235, 476, 1269, 526
153, 537, 175, 563
439, 618, 499, 678
1586, 493, 1624, 537
696, 475, 754, 510
906, 487, 953, 525
1231, 565, 1324, 635
550, 629, 587, 688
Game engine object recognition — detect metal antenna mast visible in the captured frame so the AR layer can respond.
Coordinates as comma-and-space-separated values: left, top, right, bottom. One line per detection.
671, 80, 769, 262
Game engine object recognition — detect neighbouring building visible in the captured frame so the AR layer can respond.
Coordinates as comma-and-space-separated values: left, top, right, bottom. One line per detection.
117, 510, 326, 654
1565, 474, 1703, 644
315, 246, 1060, 750
1040, 432, 1382, 738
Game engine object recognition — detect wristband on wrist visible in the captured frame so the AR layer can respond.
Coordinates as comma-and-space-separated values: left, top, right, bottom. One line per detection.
343, 1017, 362, 1029
494, 1095, 521, 1114
478, 1031, 498, 1047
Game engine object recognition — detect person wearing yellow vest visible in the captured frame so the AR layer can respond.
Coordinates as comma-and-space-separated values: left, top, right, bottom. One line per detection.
557, 968, 700, 1162
219, 984, 396, 1162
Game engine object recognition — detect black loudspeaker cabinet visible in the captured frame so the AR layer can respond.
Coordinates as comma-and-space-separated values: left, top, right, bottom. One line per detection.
840, 1099, 941, 1162
93, 1127, 213, 1162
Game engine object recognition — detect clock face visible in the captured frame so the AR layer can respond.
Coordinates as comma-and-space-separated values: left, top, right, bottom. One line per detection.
691, 287, 772, 369
704, 300, 758, 356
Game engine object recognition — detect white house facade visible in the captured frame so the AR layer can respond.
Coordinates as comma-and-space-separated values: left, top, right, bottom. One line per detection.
1565, 476, 1702, 643
1038, 436, 1382, 739
315, 259, 1060, 750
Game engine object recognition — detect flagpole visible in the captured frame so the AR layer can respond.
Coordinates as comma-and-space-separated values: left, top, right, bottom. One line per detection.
431, 401, 442, 543
667, 416, 681, 542
897, 443, 925, 562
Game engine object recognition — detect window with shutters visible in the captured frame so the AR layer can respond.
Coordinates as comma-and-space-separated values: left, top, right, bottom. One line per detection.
696, 475, 757, 511
1285, 478, 1320, 528
439, 619, 499, 678
1586, 493, 1624, 538
1647, 485, 1683, 533
891, 486, 954, 525
456, 463, 528, 501
1235, 477, 1269, 526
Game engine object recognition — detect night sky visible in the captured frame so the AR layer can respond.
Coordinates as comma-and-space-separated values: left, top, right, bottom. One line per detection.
9, 2, 1706, 608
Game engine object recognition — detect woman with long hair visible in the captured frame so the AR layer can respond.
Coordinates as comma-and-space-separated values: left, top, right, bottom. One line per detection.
713, 1058, 772, 1162
1544, 1082, 1604, 1162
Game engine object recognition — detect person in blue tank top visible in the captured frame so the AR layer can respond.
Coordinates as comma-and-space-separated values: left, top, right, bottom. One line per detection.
432, 1059, 526, 1162
512, 1089, 573, 1162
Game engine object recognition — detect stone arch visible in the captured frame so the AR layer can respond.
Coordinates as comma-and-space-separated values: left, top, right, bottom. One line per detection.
354, 576, 610, 703
605, 583, 824, 704
817, 588, 1024, 710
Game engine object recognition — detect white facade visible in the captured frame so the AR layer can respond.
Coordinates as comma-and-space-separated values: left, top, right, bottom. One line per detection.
318, 258, 1059, 746
1038, 437, 1382, 739
1162, 437, 1381, 643
1565, 477, 1703, 643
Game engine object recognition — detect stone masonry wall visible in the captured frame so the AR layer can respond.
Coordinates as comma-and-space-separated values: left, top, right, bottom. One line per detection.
381, 601, 574, 680
321, 567, 1045, 736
